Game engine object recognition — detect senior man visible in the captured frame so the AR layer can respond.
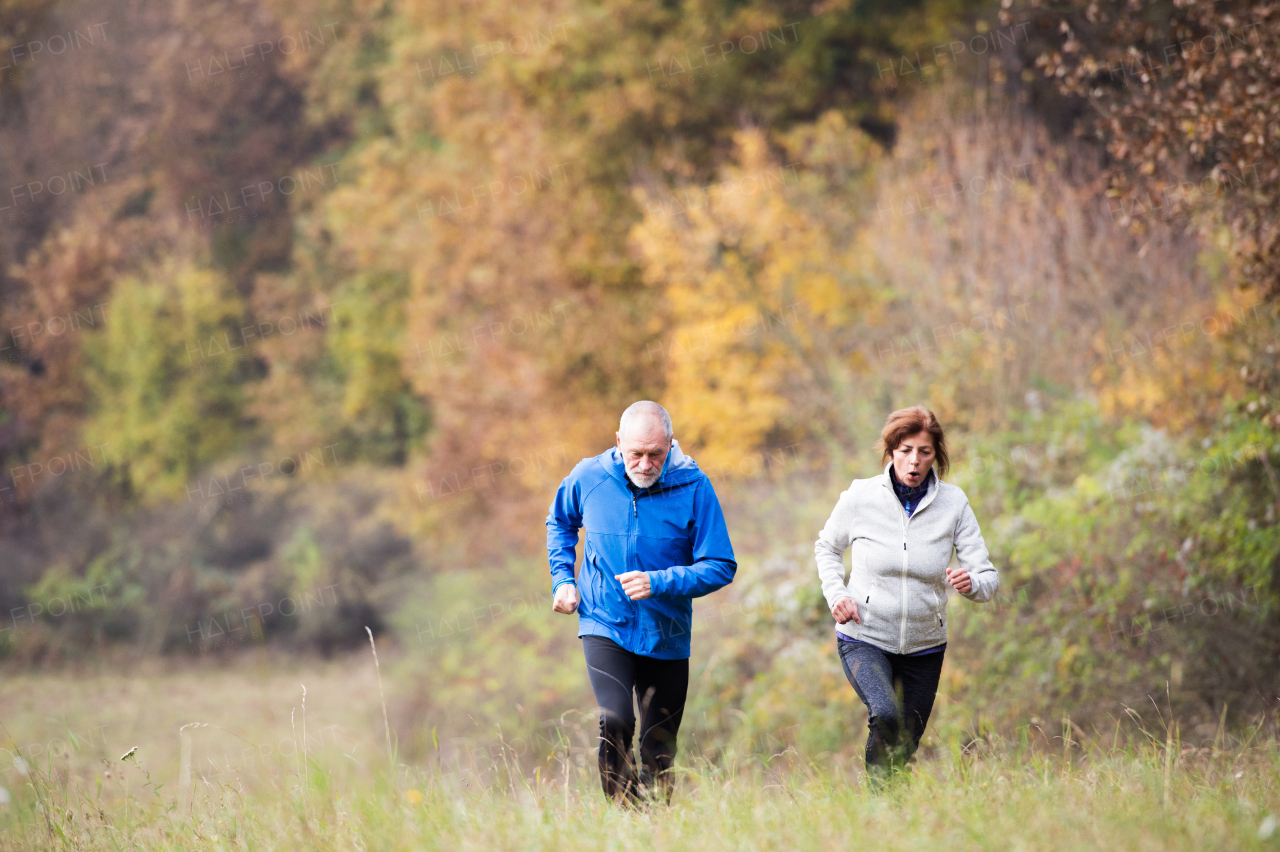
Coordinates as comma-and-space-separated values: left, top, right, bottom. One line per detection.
546, 400, 737, 804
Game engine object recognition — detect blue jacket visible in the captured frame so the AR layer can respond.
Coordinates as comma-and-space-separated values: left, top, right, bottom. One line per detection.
546, 439, 737, 659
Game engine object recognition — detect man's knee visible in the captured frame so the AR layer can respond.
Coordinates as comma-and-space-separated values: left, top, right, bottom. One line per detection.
599, 707, 635, 741
639, 723, 678, 760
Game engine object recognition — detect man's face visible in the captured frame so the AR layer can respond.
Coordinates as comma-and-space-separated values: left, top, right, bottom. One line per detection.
892, 430, 935, 488
616, 416, 671, 489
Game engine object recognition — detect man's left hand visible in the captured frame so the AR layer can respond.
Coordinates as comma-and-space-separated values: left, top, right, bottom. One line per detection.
615, 571, 651, 600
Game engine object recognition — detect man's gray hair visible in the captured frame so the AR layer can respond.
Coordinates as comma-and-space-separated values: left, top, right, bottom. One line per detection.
619, 400, 673, 443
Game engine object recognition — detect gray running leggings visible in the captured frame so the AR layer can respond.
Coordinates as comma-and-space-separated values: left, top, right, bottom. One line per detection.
837, 639, 945, 785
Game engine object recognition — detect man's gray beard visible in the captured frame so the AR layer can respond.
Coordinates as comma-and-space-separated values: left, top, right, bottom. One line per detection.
627, 469, 659, 489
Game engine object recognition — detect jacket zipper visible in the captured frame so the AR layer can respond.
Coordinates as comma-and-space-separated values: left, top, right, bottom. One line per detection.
628, 488, 642, 631
888, 470, 943, 653
899, 508, 909, 653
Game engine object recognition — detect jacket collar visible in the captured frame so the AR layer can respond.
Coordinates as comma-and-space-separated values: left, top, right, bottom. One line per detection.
602, 438, 701, 488
879, 461, 941, 515
890, 464, 933, 499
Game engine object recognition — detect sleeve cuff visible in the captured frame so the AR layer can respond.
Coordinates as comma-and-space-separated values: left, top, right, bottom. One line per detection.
552, 578, 576, 595
647, 570, 665, 598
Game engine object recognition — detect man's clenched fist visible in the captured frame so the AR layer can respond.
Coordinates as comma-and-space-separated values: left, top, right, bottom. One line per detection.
552, 583, 579, 614
615, 571, 651, 600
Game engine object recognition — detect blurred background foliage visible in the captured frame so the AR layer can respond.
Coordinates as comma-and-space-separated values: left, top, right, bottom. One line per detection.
0, 0, 1276, 750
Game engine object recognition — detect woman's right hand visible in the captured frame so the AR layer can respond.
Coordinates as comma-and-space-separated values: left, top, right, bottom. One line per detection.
831, 597, 860, 624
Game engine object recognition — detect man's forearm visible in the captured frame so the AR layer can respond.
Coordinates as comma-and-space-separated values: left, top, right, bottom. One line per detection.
648, 558, 736, 599
546, 512, 581, 592
548, 553, 577, 591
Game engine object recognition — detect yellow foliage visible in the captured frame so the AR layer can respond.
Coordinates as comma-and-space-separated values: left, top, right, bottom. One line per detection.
1090, 281, 1257, 431
630, 124, 883, 471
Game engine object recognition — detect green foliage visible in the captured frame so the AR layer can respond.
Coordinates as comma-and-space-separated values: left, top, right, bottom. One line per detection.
387, 561, 593, 763
944, 396, 1279, 728
81, 264, 248, 502
324, 272, 429, 465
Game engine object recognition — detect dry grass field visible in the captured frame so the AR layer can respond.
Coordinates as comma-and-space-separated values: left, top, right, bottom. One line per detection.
1, 654, 1277, 851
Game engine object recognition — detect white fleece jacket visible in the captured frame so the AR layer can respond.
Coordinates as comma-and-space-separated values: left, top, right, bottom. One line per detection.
815, 462, 999, 654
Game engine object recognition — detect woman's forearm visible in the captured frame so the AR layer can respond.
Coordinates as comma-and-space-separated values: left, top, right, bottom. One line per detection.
815, 490, 857, 610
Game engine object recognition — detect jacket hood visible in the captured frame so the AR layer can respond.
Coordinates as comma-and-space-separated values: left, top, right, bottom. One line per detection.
600, 438, 702, 488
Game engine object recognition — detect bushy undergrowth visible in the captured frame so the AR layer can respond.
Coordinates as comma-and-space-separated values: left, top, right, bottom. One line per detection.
4, 392, 1277, 742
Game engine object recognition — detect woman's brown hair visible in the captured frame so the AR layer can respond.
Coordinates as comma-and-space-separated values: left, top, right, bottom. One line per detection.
874, 406, 949, 478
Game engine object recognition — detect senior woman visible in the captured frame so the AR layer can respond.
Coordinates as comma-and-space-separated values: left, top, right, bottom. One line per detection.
815, 405, 998, 787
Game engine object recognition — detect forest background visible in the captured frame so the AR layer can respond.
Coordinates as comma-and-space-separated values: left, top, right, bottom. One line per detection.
0, 0, 1278, 773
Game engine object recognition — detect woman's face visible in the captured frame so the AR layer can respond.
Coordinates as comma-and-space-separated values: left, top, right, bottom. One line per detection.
892, 430, 935, 487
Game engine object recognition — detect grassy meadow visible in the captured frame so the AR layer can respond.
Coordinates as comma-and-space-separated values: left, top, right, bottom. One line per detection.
3, 545, 1279, 852
1, 655, 1278, 851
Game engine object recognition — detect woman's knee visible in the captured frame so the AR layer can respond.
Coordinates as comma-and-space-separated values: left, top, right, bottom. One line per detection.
868, 704, 904, 733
